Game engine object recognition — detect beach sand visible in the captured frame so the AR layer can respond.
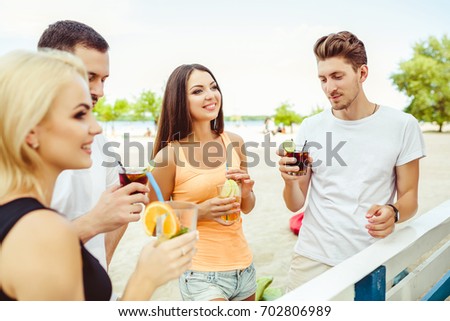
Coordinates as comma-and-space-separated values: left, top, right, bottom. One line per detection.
108, 128, 450, 300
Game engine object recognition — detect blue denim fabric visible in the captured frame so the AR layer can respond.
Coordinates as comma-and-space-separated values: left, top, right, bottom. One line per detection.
179, 263, 256, 301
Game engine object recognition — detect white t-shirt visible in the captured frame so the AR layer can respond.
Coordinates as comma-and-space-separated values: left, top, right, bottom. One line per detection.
51, 134, 119, 269
294, 106, 426, 266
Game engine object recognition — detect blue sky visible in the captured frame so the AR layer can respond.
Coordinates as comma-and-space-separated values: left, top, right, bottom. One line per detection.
1, 0, 449, 116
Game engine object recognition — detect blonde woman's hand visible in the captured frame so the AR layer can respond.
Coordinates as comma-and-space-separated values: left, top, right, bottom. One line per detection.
122, 231, 198, 300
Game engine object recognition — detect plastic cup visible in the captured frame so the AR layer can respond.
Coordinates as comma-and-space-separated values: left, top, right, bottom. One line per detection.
156, 201, 198, 242
216, 182, 241, 222
118, 167, 149, 187
286, 150, 309, 176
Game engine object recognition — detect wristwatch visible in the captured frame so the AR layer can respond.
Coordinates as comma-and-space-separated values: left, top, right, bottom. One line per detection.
387, 204, 400, 223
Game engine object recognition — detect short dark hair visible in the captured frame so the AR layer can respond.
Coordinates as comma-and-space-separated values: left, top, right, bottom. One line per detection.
313, 31, 367, 71
37, 20, 109, 53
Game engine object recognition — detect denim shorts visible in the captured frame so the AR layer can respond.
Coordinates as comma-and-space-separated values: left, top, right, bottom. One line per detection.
179, 263, 256, 301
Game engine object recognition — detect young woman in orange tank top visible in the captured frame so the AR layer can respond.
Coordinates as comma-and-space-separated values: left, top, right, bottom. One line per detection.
151, 64, 257, 301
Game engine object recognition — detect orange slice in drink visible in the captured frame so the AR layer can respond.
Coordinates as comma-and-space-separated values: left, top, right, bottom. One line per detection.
142, 201, 180, 238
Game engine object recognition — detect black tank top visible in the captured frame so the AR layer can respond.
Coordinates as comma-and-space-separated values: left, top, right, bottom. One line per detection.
0, 198, 112, 301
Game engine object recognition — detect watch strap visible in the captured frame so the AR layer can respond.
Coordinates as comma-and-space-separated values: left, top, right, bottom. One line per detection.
387, 204, 400, 223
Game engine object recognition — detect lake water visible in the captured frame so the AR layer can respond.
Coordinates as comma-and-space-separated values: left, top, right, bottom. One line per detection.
99, 120, 267, 136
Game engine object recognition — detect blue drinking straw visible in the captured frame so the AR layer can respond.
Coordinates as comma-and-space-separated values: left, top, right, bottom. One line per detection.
146, 172, 164, 202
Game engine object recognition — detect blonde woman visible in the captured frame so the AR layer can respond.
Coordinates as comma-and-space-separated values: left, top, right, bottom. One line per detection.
0, 50, 197, 301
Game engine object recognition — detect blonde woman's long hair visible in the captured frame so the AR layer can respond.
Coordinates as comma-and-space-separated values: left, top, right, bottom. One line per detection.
0, 49, 88, 199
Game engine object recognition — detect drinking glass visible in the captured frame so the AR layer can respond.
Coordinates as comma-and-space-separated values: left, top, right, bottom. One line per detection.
156, 201, 198, 242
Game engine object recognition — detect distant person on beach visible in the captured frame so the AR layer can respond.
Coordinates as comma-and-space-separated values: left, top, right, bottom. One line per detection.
0, 50, 197, 301
144, 127, 152, 137
38, 20, 147, 270
263, 117, 270, 134
150, 64, 257, 301
269, 117, 277, 135
278, 31, 426, 291
264, 117, 277, 135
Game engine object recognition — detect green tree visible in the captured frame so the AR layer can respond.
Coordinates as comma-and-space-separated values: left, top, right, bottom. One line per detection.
113, 99, 130, 117
273, 102, 302, 133
391, 35, 450, 132
133, 90, 162, 125
94, 97, 112, 121
93, 98, 113, 134
94, 97, 130, 135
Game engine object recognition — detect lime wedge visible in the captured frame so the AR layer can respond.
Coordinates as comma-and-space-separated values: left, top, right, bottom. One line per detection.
219, 179, 239, 197
281, 140, 295, 153
230, 181, 240, 197
220, 180, 232, 197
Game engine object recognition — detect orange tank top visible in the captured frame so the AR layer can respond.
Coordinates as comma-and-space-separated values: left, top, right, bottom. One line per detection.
171, 132, 253, 271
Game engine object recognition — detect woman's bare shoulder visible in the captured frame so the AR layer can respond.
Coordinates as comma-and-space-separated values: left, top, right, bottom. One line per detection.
224, 131, 244, 145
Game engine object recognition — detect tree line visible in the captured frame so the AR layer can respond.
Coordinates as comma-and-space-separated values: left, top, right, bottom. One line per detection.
391, 35, 449, 132
95, 35, 449, 133
94, 90, 161, 126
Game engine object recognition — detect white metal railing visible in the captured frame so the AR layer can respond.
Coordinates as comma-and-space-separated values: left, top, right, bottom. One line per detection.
278, 200, 450, 301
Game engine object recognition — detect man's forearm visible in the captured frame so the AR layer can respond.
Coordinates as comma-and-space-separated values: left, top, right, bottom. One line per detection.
105, 225, 128, 267
283, 181, 306, 212
394, 159, 420, 224
71, 213, 100, 244
393, 189, 418, 223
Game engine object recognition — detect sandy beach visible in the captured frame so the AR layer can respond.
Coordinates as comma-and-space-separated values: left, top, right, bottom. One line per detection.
108, 126, 450, 300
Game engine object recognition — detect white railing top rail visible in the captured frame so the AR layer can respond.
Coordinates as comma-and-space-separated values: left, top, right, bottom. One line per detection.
278, 199, 450, 301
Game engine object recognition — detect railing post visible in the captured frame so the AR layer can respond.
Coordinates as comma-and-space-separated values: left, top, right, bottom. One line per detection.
355, 265, 386, 301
